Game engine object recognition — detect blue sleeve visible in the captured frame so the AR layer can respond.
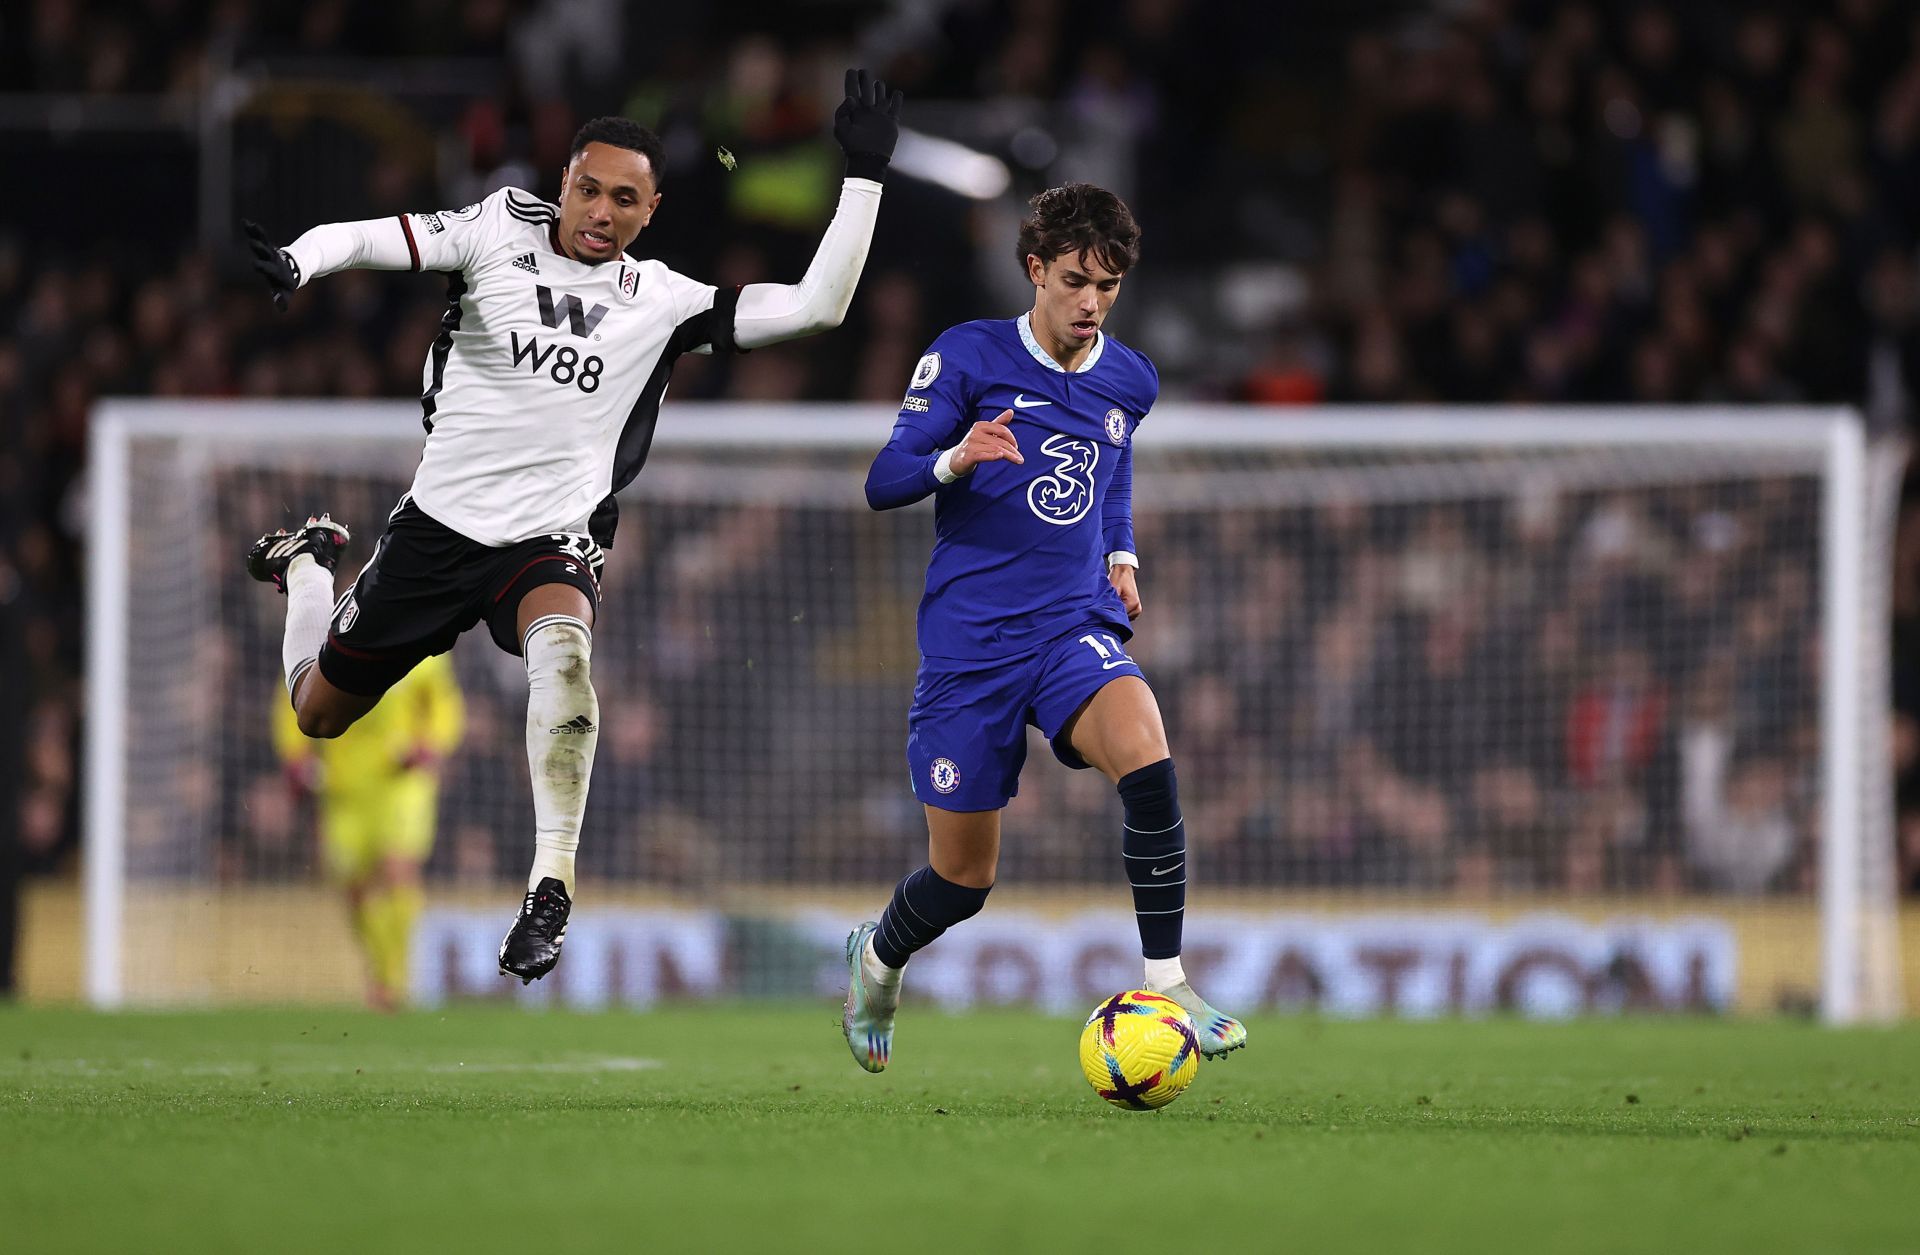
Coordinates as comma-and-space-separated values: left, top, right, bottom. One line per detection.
1102, 440, 1134, 557
864, 421, 944, 510
1101, 350, 1154, 557
863, 335, 975, 511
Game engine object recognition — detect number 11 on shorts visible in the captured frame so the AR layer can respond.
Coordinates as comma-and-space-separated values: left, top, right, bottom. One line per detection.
1080, 633, 1131, 669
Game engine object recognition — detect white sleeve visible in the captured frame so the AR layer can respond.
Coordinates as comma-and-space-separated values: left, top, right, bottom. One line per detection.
282, 189, 526, 285
731, 178, 883, 350
280, 217, 416, 287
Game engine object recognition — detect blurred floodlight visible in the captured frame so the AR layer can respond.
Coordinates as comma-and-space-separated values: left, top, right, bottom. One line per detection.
891, 127, 1011, 199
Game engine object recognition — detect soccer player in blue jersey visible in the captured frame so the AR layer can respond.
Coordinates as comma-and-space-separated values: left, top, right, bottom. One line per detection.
842, 184, 1246, 1073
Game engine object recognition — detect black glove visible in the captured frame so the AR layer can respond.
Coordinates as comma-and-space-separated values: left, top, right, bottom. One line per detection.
833, 68, 903, 183
242, 219, 299, 312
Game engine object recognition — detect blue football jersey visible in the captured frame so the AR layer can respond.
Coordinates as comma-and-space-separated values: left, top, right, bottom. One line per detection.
880, 314, 1159, 662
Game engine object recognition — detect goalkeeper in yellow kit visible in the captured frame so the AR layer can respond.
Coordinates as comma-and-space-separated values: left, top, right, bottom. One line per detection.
274, 652, 464, 1009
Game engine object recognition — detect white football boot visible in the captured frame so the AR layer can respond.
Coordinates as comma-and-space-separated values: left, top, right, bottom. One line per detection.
841, 922, 901, 1073
1152, 980, 1247, 1058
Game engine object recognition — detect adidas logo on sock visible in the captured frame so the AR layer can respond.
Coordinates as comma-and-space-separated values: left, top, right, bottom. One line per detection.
549, 714, 597, 735
512, 252, 539, 274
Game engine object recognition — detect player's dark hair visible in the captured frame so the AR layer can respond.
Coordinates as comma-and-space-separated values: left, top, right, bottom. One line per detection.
1016, 183, 1142, 278
568, 117, 666, 186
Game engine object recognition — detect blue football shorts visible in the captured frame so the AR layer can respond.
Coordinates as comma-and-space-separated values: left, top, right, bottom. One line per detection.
906, 623, 1145, 811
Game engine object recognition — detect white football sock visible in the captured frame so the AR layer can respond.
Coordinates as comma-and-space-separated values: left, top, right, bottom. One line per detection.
1144, 955, 1187, 993
863, 933, 903, 989
282, 554, 337, 700
523, 617, 598, 892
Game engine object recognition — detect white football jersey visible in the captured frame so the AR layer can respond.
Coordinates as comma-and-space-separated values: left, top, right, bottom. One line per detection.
394, 187, 732, 547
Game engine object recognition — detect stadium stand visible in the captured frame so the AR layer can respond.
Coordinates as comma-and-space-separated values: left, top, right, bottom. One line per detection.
4, 0, 1920, 1001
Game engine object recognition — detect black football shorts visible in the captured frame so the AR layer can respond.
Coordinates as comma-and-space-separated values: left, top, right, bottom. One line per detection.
316, 496, 603, 697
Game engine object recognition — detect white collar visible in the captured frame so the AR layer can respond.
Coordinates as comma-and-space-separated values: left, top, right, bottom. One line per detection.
1017, 312, 1105, 373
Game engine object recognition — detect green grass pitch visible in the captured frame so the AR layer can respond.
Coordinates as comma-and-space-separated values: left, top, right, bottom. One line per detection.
2, 1004, 1916, 1254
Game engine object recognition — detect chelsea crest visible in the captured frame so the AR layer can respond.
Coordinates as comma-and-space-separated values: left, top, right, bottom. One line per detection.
929, 758, 961, 794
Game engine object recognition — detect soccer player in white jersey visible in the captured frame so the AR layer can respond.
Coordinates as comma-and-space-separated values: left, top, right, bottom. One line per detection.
241, 71, 903, 984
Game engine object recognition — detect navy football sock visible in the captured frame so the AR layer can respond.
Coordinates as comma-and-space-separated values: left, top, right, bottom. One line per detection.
872, 865, 991, 969
1120, 758, 1185, 960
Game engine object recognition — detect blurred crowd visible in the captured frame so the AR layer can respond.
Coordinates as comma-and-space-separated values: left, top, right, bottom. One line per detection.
1292, 2, 1920, 419
146, 452, 1823, 905
1135, 475, 1827, 897
8, 0, 1920, 977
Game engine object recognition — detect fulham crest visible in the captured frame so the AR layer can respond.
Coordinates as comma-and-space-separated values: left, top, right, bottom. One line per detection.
619, 265, 638, 301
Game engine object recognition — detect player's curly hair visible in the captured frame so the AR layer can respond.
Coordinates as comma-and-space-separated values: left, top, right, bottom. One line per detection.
1016, 183, 1142, 277
569, 117, 667, 186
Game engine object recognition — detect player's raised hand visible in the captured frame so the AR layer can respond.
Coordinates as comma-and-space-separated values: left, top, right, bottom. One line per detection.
833, 68, 903, 181
1109, 564, 1142, 620
241, 219, 297, 312
949, 409, 1024, 476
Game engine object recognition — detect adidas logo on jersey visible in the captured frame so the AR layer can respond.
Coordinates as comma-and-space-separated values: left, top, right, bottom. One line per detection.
549, 714, 597, 735
512, 252, 540, 274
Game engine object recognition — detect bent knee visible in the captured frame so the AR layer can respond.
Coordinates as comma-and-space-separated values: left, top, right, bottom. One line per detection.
525, 619, 593, 674
525, 620, 597, 720
295, 706, 353, 739
931, 850, 999, 890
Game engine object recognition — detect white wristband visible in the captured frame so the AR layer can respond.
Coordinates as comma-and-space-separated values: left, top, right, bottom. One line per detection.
933, 448, 962, 483
1106, 551, 1139, 569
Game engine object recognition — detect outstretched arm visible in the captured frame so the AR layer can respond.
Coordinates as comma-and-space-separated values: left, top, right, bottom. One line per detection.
243, 217, 415, 311
282, 219, 418, 284
243, 192, 504, 311
732, 69, 902, 349
732, 181, 883, 348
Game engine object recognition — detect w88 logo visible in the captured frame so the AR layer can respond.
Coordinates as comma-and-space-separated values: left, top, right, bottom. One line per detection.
509, 331, 604, 393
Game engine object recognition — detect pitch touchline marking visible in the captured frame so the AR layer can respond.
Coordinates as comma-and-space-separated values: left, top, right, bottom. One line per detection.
10, 1056, 665, 1077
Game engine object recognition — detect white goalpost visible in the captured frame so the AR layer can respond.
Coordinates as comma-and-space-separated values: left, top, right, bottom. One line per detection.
85, 400, 1906, 1022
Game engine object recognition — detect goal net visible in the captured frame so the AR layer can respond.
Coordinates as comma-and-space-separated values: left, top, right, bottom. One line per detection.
86, 401, 1906, 1021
